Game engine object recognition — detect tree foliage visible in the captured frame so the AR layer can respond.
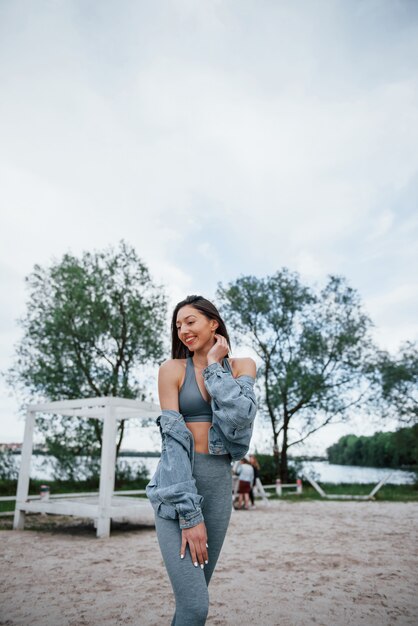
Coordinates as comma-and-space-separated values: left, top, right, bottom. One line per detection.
0, 449, 19, 481
249, 453, 302, 485
369, 342, 418, 424
7, 241, 167, 479
327, 424, 418, 468
217, 269, 374, 480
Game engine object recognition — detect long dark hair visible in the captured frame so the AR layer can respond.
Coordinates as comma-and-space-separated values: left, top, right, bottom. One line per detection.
171, 295, 231, 359
249, 454, 260, 470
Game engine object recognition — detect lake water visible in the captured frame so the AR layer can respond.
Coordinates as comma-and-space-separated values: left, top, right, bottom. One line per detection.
299, 461, 416, 485
12, 454, 417, 485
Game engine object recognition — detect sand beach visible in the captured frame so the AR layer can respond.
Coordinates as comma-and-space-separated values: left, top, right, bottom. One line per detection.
1, 500, 417, 626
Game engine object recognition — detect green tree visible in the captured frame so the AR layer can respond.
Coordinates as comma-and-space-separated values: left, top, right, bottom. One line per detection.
6, 241, 167, 480
370, 342, 418, 424
217, 270, 374, 481
327, 425, 418, 467
0, 448, 19, 480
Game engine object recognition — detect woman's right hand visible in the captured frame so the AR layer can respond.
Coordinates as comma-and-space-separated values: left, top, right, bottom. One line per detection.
207, 333, 229, 365
180, 521, 208, 568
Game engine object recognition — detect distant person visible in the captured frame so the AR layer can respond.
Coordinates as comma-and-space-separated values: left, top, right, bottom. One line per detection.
249, 454, 260, 508
236, 457, 254, 510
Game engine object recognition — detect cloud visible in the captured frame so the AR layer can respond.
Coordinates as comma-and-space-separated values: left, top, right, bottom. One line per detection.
0, 0, 417, 447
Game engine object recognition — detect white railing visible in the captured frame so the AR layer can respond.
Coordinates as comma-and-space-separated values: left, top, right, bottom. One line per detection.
261, 479, 303, 496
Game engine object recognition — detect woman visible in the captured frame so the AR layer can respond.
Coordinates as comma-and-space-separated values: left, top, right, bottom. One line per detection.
249, 454, 261, 507
236, 457, 254, 510
146, 295, 257, 625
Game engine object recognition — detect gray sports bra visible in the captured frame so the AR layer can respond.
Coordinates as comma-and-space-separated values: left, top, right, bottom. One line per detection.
179, 357, 232, 423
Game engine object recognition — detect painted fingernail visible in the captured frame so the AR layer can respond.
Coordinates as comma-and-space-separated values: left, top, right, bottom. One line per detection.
194, 561, 198, 567
206, 543, 209, 548
205, 560, 208, 564
180, 554, 184, 559
200, 564, 204, 569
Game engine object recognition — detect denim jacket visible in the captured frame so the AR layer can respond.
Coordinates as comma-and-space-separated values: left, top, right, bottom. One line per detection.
146, 361, 257, 529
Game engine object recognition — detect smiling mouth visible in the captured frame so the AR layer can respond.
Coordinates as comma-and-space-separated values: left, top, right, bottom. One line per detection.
185, 336, 196, 344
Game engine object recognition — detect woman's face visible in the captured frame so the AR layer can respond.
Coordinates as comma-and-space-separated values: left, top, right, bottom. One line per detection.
176, 305, 218, 353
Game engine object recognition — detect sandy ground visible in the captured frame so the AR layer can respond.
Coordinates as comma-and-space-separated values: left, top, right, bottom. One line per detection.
1, 501, 417, 626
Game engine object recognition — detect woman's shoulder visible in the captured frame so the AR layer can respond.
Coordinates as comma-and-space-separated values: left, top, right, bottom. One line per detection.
229, 357, 256, 378
159, 358, 187, 380
159, 358, 186, 367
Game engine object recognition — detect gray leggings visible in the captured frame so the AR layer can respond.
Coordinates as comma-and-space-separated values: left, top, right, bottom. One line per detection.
155, 453, 232, 626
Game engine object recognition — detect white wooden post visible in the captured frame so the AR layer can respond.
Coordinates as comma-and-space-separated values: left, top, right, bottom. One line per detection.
296, 478, 303, 495
96, 405, 117, 538
275, 479, 282, 496
13, 410, 36, 530
304, 474, 327, 498
255, 477, 270, 504
368, 473, 392, 498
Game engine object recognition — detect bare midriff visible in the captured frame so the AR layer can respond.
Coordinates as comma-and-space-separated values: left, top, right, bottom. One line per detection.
185, 422, 211, 454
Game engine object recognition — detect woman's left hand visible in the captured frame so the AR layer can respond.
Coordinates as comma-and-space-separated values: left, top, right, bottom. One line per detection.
180, 522, 208, 568
207, 334, 229, 365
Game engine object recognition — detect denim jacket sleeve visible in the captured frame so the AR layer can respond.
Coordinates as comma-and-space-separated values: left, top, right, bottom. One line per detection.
145, 409, 204, 530
202, 362, 257, 430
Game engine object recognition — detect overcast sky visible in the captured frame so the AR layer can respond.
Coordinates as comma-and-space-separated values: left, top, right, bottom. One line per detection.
1, 0, 417, 455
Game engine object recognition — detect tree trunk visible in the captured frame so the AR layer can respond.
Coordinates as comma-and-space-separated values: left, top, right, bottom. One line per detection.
116, 419, 125, 456
280, 422, 289, 482
272, 432, 280, 478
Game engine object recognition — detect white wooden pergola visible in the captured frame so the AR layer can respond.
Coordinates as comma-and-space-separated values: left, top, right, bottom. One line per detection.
13, 397, 160, 538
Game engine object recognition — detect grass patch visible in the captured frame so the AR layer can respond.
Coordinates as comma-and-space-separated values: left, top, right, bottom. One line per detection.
264, 481, 418, 502
0, 476, 148, 495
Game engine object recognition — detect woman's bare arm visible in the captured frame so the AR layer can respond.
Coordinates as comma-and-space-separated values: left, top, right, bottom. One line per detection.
231, 357, 257, 379
158, 360, 182, 411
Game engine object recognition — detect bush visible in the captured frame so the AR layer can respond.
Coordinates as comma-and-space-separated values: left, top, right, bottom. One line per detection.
254, 454, 302, 484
